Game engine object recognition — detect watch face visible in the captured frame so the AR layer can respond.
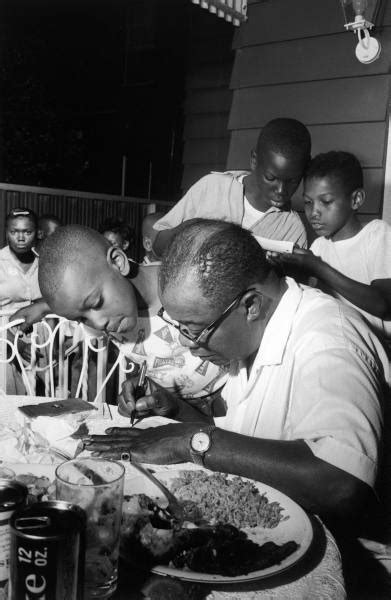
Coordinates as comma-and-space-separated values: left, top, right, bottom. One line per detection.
191, 431, 211, 453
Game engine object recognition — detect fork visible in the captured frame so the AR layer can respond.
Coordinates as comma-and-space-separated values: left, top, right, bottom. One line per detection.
130, 460, 183, 523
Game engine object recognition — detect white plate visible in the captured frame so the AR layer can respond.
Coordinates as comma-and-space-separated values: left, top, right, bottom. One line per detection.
123, 467, 314, 584
4, 463, 313, 584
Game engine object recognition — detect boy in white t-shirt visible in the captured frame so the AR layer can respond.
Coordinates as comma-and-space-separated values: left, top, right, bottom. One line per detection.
269, 151, 391, 349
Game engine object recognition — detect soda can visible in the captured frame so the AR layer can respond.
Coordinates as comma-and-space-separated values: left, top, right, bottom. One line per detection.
9, 500, 86, 600
0, 479, 28, 598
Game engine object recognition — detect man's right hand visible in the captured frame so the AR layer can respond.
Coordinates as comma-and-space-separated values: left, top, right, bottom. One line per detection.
117, 378, 179, 419
11, 299, 50, 333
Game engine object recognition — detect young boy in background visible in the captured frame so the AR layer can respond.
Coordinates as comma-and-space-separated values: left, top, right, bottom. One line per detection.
152, 118, 311, 256
270, 151, 391, 351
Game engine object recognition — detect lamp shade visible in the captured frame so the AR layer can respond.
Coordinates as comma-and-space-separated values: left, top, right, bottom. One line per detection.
340, 0, 381, 28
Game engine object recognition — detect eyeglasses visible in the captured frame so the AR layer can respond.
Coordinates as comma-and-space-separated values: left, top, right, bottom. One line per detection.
158, 287, 258, 346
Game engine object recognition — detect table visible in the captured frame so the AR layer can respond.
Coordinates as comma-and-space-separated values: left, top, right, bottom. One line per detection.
0, 394, 346, 599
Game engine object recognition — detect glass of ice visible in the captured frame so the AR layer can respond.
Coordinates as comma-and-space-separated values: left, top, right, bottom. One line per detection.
55, 458, 125, 599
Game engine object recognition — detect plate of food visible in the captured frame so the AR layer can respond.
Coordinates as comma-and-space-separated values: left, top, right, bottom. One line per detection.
120, 467, 314, 584
3, 462, 313, 584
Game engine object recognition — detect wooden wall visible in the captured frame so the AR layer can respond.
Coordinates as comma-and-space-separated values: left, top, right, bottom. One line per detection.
227, 0, 391, 222
181, 7, 235, 192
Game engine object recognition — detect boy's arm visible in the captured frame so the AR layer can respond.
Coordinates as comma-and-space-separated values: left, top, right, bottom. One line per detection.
273, 248, 391, 318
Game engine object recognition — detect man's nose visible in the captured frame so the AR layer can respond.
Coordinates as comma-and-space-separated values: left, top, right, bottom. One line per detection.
276, 180, 288, 195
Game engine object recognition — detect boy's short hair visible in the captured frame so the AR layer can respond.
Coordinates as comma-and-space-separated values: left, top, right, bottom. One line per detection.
6, 207, 38, 228
304, 151, 363, 196
256, 118, 311, 162
99, 217, 134, 245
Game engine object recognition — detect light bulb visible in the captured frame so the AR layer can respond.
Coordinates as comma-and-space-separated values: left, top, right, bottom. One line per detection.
352, 0, 368, 17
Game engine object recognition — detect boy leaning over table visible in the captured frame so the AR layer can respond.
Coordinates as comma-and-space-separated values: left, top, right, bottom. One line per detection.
84, 220, 390, 598
13, 225, 227, 415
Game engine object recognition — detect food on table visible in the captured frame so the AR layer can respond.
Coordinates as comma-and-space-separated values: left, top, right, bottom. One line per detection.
120, 470, 298, 577
170, 470, 288, 529
14, 473, 56, 504
172, 524, 299, 576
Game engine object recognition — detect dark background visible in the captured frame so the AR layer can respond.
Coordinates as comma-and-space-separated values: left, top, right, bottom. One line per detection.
0, 0, 200, 201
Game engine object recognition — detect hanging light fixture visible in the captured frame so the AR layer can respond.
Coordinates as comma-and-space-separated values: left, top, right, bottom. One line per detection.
339, 0, 381, 63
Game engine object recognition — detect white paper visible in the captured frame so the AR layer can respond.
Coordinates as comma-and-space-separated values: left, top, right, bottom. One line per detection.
254, 236, 294, 254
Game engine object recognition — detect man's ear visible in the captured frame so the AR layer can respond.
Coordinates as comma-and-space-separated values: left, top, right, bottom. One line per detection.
143, 236, 152, 252
243, 290, 264, 321
250, 149, 258, 172
37, 230, 44, 240
351, 188, 365, 211
106, 246, 130, 276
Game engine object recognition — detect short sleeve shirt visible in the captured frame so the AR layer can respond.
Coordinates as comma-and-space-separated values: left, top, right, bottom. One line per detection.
216, 279, 388, 488
0, 245, 41, 312
310, 220, 391, 341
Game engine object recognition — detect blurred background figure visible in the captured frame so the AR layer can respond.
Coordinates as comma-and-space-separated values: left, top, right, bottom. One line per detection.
141, 211, 164, 266
37, 214, 62, 250
99, 216, 134, 257
0, 207, 41, 394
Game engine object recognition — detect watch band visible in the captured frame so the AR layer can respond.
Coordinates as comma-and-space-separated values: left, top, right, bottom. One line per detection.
189, 425, 216, 466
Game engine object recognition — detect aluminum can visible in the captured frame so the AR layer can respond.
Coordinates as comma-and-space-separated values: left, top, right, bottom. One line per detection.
9, 500, 86, 600
0, 479, 28, 599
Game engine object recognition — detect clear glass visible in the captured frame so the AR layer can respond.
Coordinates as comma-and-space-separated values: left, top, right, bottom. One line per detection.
55, 458, 125, 599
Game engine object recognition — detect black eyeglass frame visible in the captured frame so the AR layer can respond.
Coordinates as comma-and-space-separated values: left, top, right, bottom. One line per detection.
158, 287, 258, 346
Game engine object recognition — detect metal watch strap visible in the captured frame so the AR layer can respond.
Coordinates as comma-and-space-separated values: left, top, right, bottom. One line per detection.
189, 425, 216, 466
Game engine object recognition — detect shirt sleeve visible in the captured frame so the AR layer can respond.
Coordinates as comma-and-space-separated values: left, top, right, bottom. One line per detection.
290, 345, 383, 488
367, 221, 391, 282
153, 175, 212, 231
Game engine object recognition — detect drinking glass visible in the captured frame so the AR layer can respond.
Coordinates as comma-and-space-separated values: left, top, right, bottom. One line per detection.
55, 458, 125, 599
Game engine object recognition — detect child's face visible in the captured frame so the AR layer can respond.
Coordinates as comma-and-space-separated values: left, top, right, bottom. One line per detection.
252, 149, 304, 209
303, 176, 358, 240
47, 257, 138, 340
6, 217, 36, 255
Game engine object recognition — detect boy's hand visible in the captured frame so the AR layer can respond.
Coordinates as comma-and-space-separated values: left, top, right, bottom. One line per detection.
117, 378, 178, 420
11, 299, 50, 333
266, 247, 318, 270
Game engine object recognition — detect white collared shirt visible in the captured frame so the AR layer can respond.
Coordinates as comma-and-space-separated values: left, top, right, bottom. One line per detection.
0, 245, 41, 311
216, 278, 389, 488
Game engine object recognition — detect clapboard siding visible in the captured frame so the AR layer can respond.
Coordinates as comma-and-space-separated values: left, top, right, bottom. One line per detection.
227, 0, 391, 221
228, 123, 387, 170
233, 0, 343, 48
229, 75, 390, 129
231, 31, 391, 88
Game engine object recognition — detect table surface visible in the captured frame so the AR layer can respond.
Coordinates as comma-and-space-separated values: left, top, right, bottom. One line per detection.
1, 394, 346, 600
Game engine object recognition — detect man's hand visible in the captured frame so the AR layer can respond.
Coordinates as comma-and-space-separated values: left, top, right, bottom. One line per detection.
11, 299, 50, 333
83, 422, 202, 464
118, 379, 179, 419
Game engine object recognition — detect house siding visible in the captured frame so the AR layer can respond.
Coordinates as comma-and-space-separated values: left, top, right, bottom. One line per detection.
227, 0, 391, 222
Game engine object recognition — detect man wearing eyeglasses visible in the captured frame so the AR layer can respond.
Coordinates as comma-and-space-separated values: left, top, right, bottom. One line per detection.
86, 219, 389, 521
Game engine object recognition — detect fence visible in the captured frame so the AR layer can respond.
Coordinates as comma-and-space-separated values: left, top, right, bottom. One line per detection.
0, 183, 173, 261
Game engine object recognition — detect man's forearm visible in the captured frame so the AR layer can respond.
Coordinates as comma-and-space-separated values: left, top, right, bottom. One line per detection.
201, 430, 369, 517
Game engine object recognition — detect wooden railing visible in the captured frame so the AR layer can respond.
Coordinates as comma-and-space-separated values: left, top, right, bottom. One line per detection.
0, 183, 173, 260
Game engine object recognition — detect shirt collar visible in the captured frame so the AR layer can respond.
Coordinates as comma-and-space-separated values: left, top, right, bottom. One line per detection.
253, 277, 303, 368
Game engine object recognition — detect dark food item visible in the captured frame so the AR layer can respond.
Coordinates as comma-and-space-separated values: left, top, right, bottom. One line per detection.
172, 524, 299, 576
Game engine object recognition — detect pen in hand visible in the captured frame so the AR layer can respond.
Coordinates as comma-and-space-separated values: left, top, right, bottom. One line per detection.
130, 360, 148, 426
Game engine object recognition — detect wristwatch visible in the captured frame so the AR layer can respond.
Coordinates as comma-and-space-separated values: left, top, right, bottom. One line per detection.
189, 425, 216, 466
